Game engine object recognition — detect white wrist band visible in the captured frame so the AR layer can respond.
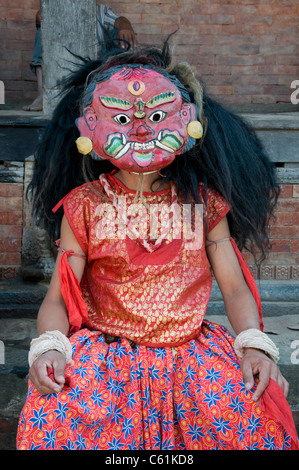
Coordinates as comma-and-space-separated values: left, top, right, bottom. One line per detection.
234, 328, 279, 363
28, 330, 73, 367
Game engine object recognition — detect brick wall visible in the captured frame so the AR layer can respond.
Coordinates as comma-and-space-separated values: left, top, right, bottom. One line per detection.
0, 182, 23, 279
245, 183, 299, 281
1, 0, 298, 108
108, 0, 299, 105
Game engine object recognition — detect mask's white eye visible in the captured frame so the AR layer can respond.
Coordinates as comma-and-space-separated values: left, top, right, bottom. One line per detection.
113, 114, 131, 125
148, 110, 167, 123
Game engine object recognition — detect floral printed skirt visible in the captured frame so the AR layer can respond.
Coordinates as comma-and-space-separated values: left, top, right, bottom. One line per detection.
17, 321, 297, 450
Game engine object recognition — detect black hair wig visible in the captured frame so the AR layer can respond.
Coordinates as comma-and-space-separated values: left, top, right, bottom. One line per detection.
28, 37, 279, 264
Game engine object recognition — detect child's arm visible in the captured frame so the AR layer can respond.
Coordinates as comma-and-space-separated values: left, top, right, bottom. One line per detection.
29, 215, 86, 394
206, 216, 288, 402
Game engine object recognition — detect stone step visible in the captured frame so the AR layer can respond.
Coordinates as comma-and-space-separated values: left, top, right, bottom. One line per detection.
210, 279, 299, 303
0, 278, 298, 316
208, 279, 299, 316
0, 279, 48, 318
207, 301, 299, 317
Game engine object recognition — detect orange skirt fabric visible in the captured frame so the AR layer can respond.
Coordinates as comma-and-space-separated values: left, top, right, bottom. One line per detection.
17, 321, 298, 450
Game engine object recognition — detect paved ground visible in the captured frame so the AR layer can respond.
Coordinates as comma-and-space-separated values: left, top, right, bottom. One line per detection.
0, 278, 298, 449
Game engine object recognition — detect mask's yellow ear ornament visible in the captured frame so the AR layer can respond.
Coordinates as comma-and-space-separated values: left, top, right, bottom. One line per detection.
187, 121, 203, 139
76, 136, 93, 155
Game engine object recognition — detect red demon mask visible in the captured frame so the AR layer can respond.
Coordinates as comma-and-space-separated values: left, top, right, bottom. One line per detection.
76, 66, 197, 172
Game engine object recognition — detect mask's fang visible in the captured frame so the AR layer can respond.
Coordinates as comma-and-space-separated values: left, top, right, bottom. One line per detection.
155, 140, 175, 153
114, 142, 131, 159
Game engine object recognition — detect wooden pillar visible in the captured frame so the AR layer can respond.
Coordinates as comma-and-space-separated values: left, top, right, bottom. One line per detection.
41, 0, 98, 116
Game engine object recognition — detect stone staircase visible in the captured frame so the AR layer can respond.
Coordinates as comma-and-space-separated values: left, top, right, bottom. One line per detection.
0, 278, 45, 449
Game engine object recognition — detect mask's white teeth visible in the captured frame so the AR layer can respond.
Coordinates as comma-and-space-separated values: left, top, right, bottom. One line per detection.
114, 142, 131, 159
122, 134, 127, 145
130, 141, 155, 151
155, 140, 174, 153
157, 131, 162, 140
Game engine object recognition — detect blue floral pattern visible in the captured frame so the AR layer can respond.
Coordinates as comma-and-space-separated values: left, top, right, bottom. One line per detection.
17, 321, 293, 450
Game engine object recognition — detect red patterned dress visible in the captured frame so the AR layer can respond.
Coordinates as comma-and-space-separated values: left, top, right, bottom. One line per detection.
17, 173, 298, 450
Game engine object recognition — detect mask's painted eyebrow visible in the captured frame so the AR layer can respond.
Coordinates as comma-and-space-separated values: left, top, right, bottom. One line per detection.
146, 91, 176, 108
100, 96, 133, 110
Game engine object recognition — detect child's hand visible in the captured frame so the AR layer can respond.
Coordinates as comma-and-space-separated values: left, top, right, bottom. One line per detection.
29, 350, 66, 395
240, 347, 289, 403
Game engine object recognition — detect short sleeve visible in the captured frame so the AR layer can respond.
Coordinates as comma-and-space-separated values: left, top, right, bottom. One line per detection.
97, 5, 119, 43
199, 185, 230, 232
62, 185, 91, 255
102, 5, 119, 27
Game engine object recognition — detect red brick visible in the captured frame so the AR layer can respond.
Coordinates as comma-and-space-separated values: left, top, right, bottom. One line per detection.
0, 211, 22, 225
266, 252, 299, 265
268, 239, 291, 253
259, 65, 297, 75
5, 40, 34, 51
0, 225, 22, 239
0, 8, 24, 20
0, 238, 21, 253
0, 197, 22, 211
0, 70, 22, 80
142, 14, 178, 25
23, 8, 39, 21
206, 85, 233, 96
0, 252, 21, 265
234, 85, 264, 95
279, 184, 293, 199
252, 95, 276, 104
180, 15, 210, 26
275, 199, 299, 213
0, 49, 22, 61
6, 19, 33, 29
20, 28, 36, 41
273, 212, 299, 226
0, 28, 22, 40
269, 226, 299, 240
22, 0, 39, 8
290, 240, 299, 253
212, 15, 235, 25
